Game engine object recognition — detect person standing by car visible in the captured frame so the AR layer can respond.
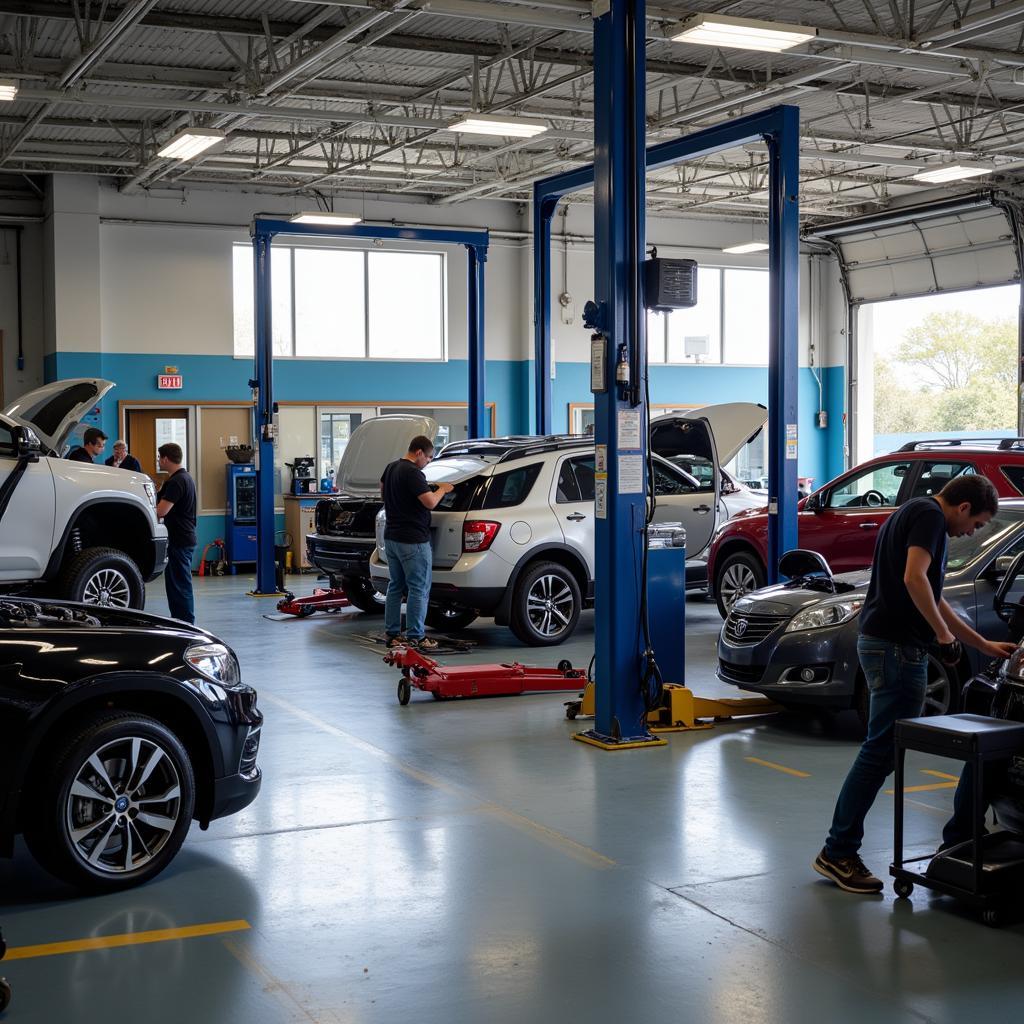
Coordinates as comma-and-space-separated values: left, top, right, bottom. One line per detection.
156, 443, 197, 624
380, 435, 452, 650
104, 440, 142, 472
66, 427, 107, 463
814, 475, 1016, 895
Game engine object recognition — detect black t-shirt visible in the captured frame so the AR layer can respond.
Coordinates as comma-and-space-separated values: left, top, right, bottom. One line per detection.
158, 469, 197, 548
67, 447, 93, 463
380, 458, 431, 544
859, 496, 948, 644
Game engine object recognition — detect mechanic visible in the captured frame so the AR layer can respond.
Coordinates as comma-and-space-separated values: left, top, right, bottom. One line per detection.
155, 443, 197, 624
104, 440, 142, 472
814, 474, 1016, 895
380, 435, 453, 651
66, 427, 108, 463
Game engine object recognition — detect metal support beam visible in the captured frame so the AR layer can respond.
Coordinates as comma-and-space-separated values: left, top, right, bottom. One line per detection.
249, 218, 489, 594
532, 194, 558, 434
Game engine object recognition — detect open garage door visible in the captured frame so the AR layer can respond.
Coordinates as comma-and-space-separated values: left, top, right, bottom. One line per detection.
806, 196, 1023, 303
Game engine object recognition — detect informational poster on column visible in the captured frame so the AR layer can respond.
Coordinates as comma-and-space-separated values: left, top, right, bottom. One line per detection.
595, 477, 607, 518
786, 423, 798, 460
618, 454, 643, 493
590, 337, 606, 393
617, 408, 642, 449
595, 445, 607, 473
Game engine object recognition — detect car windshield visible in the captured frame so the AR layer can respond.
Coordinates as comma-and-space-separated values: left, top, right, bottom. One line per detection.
946, 508, 1024, 572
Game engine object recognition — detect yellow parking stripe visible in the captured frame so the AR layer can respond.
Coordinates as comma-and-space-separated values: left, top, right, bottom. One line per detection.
885, 768, 960, 795
4, 919, 250, 961
921, 769, 959, 781
745, 756, 810, 778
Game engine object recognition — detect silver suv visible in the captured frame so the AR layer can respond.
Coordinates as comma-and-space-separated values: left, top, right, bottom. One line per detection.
369, 404, 766, 646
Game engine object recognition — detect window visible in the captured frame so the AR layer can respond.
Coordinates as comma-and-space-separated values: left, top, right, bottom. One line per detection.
652, 461, 697, 496
826, 462, 909, 509
556, 456, 595, 503
663, 456, 713, 492
723, 269, 769, 364
155, 417, 188, 469
647, 311, 667, 364
481, 464, 542, 509
0, 422, 14, 453
667, 267, 722, 363
909, 461, 975, 500
320, 411, 366, 478
1001, 465, 1024, 496
232, 245, 445, 360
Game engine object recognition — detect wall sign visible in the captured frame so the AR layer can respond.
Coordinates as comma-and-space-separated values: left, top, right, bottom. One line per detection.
157, 374, 183, 390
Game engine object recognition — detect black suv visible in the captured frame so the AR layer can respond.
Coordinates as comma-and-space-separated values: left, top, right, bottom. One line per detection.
0, 598, 262, 892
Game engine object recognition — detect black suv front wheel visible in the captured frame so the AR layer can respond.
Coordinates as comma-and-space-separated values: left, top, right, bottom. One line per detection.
510, 561, 581, 646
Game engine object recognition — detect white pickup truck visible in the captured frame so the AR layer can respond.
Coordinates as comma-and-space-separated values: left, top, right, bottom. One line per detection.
0, 379, 167, 609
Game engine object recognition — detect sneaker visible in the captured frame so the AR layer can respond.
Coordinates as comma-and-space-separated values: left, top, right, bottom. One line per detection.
813, 848, 884, 894
386, 635, 406, 649
412, 636, 440, 652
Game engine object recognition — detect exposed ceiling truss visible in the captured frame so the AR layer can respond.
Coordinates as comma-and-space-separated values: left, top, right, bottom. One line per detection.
1, 0, 1024, 222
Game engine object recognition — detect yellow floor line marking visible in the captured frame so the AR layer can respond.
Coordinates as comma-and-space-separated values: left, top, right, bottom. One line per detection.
745, 756, 810, 778
885, 768, 960, 795
5, 920, 250, 961
263, 693, 616, 870
921, 769, 959, 781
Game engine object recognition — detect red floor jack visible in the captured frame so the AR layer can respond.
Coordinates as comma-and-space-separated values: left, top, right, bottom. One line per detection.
276, 587, 352, 617
383, 647, 588, 705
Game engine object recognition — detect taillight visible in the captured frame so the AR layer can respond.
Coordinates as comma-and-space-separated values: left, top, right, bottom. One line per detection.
463, 520, 501, 552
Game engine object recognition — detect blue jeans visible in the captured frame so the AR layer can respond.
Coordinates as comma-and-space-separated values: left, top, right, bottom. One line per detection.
384, 539, 431, 640
942, 763, 1000, 848
825, 636, 928, 859
164, 544, 196, 624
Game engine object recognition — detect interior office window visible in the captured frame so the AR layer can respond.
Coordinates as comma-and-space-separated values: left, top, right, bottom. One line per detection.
666, 267, 721, 363
232, 244, 293, 356
367, 252, 445, 359
295, 249, 366, 357
647, 311, 667, 363
723, 269, 769, 364
320, 411, 366, 477
155, 417, 188, 468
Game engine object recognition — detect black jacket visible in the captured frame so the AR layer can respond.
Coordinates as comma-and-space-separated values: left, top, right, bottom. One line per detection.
105, 454, 142, 472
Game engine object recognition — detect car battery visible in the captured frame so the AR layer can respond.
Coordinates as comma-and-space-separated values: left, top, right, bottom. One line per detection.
647, 522, 686, 685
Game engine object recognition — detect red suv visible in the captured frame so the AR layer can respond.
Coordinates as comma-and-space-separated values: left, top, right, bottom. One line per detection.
708, 439, 1024, 617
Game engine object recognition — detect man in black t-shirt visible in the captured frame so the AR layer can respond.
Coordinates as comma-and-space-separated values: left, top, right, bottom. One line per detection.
814, 474, 1015, 895
67, 427, 107, 463
156, 442, 198, 624
380, 435, 452, 650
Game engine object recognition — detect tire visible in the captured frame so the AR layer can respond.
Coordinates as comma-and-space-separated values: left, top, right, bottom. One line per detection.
342, 575, 384, 615
398, 678, 412, 705
983, 909, 1003, 928
714, 550, 765, 618
0, 978, 10, 1013
60, 546, 145, 610
425, 605, 478, 631
509, 561, 582, 647
24, 711, 196, 893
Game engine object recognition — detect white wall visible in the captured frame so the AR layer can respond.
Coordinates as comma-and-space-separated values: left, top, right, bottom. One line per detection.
0, 225, 46, 405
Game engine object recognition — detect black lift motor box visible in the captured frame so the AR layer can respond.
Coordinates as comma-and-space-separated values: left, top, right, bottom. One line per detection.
643, 257, 698, 312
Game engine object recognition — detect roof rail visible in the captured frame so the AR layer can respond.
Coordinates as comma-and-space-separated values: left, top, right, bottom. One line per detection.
896, 438, 1024, 453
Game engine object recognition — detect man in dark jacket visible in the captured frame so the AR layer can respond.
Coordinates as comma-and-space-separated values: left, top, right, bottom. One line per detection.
104, 440, 142, 472
67, 427, 107, 463
156, 443, 197, 624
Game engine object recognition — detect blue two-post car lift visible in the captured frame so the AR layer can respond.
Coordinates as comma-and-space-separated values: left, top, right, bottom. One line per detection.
249, 218, 489, 596
539, 0, 800, 746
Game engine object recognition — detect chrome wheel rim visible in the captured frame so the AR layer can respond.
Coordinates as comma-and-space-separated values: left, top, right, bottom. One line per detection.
923, 658, 952, 716
65, 736, 182, 875
721, 563, 758, 610
82, 568, 131, 608
526, 574, 574, 637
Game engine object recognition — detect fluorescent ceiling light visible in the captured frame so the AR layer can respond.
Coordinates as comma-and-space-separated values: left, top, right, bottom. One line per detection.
0, 79, 17, 101
449, 114, 548, 138
671, 14, 816, 52
911, 163, 993, 184
289, 212, 363, 226
722, 241, 770, 254
157, 127, 226, 160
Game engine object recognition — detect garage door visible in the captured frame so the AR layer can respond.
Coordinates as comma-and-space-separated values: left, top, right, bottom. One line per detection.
805, 197, 1022, 304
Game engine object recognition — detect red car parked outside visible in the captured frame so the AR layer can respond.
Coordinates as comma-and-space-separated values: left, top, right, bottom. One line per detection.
708, 438, 1024, 617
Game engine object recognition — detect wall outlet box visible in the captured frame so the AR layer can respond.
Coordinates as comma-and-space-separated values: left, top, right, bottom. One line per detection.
817, 410, 828, 429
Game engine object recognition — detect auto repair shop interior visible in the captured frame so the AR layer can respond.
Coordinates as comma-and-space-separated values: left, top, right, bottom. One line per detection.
3, 1, 1024, 1022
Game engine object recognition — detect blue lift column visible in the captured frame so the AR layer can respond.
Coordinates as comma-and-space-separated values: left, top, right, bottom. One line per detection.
575, 0, 664, 750
467, 244, 488, 440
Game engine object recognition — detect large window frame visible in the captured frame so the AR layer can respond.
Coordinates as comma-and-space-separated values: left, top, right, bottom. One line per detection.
233, 243, 448, 362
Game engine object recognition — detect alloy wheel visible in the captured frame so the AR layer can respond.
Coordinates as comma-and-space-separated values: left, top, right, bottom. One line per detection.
526, 574, 575, 638
82, 568, 132, 608
720, 563, 758, 611
923, 658, 952, 716
65, 736, 183, 875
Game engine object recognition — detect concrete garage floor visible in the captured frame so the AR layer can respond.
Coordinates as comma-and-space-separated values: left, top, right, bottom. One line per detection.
2, 577, 1022, 1023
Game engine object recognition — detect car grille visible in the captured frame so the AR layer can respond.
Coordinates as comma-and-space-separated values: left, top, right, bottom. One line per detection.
724, 611, 787, 645
718, 660, 766, 684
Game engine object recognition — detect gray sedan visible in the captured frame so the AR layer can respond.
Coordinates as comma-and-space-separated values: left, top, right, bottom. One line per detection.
717, 503, 1024, 724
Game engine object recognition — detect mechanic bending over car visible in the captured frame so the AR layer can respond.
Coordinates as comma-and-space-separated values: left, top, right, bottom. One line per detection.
814, 474, 1016, 895
380, 434, 453, 652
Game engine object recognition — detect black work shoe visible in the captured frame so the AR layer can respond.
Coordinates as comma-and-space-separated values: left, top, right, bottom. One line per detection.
386, 635, 406, 649
813, 848, 884, 894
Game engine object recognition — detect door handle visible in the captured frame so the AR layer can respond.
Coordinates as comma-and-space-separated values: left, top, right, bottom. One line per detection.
566, 512, 586, 522
858, 522, 880, 529
694, 504, 712, 514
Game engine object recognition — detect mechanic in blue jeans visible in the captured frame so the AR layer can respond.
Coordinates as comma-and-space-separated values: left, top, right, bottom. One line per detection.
380, 435, 453, 651
814, 474, 1015, 895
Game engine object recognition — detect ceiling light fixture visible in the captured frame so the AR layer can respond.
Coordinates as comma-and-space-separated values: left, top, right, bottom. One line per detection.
670, 14, 816, 53
157, 127, 226, 160
911, 163, 994, 184
0, 79, 18, 101
289, 212, 363, 226
449, 114, 548, 138
722, 241, 770, 254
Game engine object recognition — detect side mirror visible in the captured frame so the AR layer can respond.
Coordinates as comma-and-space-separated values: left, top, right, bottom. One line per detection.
14, 425, 41, 462
803, 492, 822, 513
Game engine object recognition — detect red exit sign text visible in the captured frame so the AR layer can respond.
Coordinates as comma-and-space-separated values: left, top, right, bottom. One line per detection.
157, 374, 183, 389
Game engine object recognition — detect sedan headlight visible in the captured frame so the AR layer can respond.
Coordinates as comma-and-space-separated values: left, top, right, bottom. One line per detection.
784, 599, 863, 633
185, 643, 241, 686
143, 481, 157, 506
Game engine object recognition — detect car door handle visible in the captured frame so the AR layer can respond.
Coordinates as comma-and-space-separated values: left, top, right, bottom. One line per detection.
694, 504, 712, 514
566, 512, 587, 522
858, 522, 880, 529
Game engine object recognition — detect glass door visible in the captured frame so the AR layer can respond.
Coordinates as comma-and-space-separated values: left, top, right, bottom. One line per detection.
318, 407, 377, 481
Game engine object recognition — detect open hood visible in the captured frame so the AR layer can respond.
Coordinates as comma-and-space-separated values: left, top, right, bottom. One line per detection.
677, 402, 767, 465
2, 378, 115, 455
335, 414, 438, 497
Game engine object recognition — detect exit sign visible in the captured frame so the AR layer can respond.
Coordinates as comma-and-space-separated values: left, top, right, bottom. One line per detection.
157, 374, 183, 389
